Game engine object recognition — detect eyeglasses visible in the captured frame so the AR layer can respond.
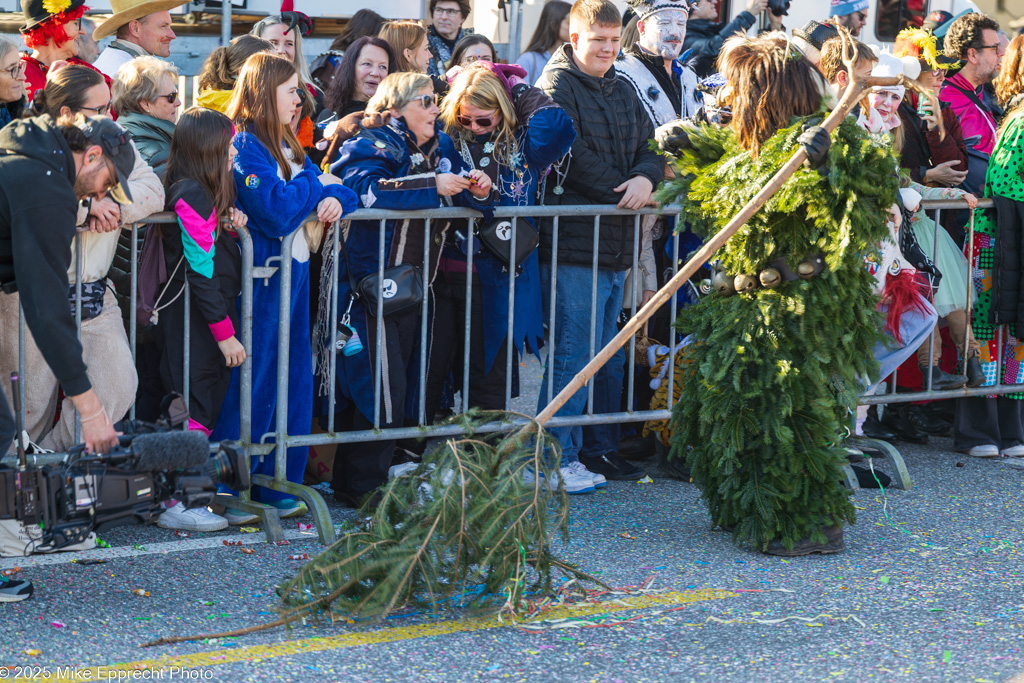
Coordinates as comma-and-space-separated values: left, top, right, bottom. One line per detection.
78, 103, 111, 116
456, 113, 495, 128
462, 54, 493, 65
411, 93, 435, 109
433, 7, 462, 17
976, 43, 1005, 55
156, 90, 178, 103
67, 19, 82, 32
1, 61, 26, 80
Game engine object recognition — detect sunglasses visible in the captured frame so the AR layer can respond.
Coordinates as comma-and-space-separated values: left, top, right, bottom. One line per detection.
156, 90, 178, 103
412, 93, 435, 109
456, 113, 496, 128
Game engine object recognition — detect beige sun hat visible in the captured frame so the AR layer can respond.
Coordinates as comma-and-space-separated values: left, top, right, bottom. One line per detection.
92, 0, 187, 40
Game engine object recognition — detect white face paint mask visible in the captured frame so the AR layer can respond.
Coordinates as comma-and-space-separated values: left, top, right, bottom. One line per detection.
640, 9, 689, 61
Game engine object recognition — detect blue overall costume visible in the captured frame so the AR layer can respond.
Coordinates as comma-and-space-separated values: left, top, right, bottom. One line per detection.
213, 131, 357, 503
324, 118, 490, 499
425, 85, 576, 417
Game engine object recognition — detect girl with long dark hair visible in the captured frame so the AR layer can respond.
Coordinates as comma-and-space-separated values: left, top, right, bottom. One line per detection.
516, 1, 570, 85
156, 107, 247, 532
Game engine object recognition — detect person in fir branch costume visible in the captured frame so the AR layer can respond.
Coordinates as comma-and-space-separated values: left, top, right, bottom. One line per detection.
656, 33, 900, 555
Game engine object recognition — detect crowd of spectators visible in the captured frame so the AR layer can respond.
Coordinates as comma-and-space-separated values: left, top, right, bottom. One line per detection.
1, 0, 1023, 540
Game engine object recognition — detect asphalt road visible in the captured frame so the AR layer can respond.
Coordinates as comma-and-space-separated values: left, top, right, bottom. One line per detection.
2, 432, 1023, 682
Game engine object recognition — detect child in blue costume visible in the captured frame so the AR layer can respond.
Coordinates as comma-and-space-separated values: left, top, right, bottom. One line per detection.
325, 72, 493, 507
212, 53, 357, 523
429, 62, 575, 419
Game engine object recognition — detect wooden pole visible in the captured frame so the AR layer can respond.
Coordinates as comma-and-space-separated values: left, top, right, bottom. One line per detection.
536, 70, 909, 426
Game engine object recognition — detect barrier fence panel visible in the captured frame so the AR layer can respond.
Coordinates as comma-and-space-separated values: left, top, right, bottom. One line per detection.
5, 197, 1006, 544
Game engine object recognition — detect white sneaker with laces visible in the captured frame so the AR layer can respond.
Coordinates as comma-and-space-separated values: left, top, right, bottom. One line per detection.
523, 467, 595, 494
566, 460, 606, 488
158, 502, 229, 532
967, 445, 1000, 458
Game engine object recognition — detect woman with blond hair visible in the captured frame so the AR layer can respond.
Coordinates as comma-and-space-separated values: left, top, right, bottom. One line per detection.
427, 61, 574, 434
323, 71, 491, 508
209, 52, 358, 523
955, 34, 1024, 459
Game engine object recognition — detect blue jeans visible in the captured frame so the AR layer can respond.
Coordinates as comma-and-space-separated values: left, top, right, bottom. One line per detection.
539, 263, 626, 465
868, 300, 938, 394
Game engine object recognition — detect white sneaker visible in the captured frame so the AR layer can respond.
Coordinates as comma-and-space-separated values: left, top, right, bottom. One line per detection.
523, 467, 595, 494
1001, 445, 1024, 457
566, 460, 606, 488
158, 502, 229, 532
967, 445, 1001, 458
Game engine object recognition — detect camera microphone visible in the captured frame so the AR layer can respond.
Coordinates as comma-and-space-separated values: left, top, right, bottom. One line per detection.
131, 431, 211, 471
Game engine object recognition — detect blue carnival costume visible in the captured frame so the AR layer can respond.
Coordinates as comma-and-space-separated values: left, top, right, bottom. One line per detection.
323, 117, 489, 500
213, 131, 357, 503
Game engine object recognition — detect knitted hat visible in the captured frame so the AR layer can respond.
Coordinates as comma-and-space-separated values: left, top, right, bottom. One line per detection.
871, 50, 920, 99
20, 0, 87, 33
792, 20, 839, 52
830, 0, 868, 17
626, 0, 696, 21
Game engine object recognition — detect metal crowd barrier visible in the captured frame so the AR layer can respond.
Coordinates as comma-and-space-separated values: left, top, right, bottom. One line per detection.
4, 197, 1008, 544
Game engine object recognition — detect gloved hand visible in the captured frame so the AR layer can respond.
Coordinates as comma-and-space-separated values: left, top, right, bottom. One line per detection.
654, 121, 692, 157
797, 125, 830, 170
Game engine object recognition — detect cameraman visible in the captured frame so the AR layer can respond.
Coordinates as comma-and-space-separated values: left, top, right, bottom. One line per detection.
0, 114, 134, 601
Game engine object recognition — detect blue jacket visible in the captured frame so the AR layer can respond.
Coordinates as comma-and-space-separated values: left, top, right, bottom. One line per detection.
233, 131, 357, 266
327, 118, 491, 421
443, 85, 576, 372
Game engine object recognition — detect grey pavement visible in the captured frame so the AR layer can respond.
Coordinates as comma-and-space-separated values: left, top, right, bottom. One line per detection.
1, 358, 1023, 681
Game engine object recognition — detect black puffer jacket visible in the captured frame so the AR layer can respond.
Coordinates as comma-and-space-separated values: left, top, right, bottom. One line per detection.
536, 46, 664, 271
683, 12, 757, 78
990, 196, 1024, 327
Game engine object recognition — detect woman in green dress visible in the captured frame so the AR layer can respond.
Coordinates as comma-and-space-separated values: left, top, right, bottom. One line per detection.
954, 35, 1024, 459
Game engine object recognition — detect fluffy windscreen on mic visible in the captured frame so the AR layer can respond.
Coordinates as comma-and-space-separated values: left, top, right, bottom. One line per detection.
131, 432, 211, 471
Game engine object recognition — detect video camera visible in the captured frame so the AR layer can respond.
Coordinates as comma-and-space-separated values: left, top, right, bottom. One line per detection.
0, 375, 249, 555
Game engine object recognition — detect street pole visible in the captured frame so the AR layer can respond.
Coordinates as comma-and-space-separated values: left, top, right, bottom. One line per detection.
507, 0, 522, 62
221, 0, 231, 45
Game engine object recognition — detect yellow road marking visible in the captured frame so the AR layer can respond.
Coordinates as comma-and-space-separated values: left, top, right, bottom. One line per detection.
31, 589, 735, 680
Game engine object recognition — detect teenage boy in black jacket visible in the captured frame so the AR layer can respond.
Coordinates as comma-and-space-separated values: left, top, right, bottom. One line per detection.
0, 114, 134, 602
535, 0, 664, 489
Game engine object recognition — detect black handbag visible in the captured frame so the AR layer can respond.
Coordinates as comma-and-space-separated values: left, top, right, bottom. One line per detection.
477, 217, 539, 267
340, 234, 423, 317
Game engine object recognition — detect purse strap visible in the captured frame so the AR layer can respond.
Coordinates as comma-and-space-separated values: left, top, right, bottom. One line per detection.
337, 232, 361, 300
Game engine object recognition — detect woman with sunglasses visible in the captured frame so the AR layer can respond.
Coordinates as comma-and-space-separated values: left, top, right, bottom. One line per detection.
18, 0, 110, 103
0, 37, 27, 129
323, 72, 491, 509
0, 62, 162, 453
112, 56, 181, 177
418, 61, 573, 433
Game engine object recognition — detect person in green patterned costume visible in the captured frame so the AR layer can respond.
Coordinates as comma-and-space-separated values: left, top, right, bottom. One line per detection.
954, 34, 1024, 458
656, 33, 900, 555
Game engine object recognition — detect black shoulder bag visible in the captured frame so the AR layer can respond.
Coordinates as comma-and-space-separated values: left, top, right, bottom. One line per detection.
338, 232, 423, 318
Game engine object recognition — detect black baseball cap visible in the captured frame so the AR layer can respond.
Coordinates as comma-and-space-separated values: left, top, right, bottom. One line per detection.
79, 117, 134, 204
